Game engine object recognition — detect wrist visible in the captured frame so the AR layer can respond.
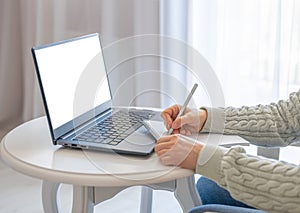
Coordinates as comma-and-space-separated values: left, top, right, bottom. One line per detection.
199, 108, 208, 131
190, 143, 203, 170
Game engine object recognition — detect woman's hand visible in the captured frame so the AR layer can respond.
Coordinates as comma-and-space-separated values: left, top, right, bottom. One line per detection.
155, 134, 203, 170
160, 105, 207, 135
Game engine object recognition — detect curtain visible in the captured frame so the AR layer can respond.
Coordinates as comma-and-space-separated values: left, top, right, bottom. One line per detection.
190, 0, 300, 107
0, 0, 161, 134
0, 1, 24, 125
160, 0, 226, 110
160, 1, 194, 108
3, 0, 299, 128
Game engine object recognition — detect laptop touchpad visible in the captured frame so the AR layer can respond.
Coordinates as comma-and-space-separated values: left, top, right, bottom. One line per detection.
122, 126, 155, 146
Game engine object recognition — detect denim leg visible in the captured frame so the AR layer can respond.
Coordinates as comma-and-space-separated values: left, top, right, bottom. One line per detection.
189, 204, 268, 213
196, 176, 254, 209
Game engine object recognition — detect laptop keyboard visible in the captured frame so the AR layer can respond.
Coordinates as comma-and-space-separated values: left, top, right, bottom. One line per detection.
73, 110, 155, 146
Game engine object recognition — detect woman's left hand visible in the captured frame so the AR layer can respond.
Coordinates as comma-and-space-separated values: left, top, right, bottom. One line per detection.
154, 134, 202, 170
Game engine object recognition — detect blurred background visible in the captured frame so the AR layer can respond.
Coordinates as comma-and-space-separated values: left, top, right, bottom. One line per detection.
1, 0, 300, 138
1, 1, 300, 212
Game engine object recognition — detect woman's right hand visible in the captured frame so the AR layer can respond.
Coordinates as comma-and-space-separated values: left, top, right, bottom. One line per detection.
160, 104, 207, 135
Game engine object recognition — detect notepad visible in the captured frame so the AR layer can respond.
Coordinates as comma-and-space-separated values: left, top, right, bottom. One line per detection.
142, 120, 167, 140
142, 120, 249, 147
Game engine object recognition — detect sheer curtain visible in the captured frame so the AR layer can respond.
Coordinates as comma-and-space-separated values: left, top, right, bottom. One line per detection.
190, 0, 300, 107
4, 0, 299, 133
159, 0, 190, 108
0, 0, 161, 135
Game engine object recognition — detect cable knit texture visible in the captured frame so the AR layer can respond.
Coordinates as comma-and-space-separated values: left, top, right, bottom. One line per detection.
223, 91, 300, 146
198, 91, 300, 213
220, 147, 300, 213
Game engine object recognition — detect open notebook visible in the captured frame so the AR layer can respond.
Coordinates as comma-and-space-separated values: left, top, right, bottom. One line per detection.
143, 120, 249, 148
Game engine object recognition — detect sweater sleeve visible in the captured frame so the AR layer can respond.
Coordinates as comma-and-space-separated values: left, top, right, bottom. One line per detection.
196, 146, 300, 213
201, 91, 300, 146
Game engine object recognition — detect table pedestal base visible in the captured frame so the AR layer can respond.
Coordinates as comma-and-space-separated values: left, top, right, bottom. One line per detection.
42, 175, 201, 213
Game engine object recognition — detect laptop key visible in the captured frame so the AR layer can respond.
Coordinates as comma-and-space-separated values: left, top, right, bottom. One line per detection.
109, 141, 120, 145
101, 138, 113, 144
95, 138, 104, 143
73, 110, 155, 146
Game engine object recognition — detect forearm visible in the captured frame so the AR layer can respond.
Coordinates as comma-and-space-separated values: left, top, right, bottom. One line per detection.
196, 146, 300, 213
201, 91, 300, 146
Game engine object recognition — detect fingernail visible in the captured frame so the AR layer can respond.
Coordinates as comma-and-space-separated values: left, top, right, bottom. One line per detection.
167, 122, 171, 128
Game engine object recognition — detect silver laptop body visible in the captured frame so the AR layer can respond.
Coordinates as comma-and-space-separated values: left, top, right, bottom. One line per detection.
32, 33, 160, 155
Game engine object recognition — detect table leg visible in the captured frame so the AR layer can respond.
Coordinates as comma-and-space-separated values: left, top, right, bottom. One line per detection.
174, 176, 201, 212
143, 175, 201, 213
72, 185, 94, 213
42, 181, 62, 213
41, 176, 200, 213
140, 186, 153, 213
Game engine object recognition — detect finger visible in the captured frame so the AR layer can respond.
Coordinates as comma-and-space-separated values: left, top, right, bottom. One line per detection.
172, 117, 182, 129
156, 135, 174, 144
185, 130, 192, 136
155, 135, 179, 153
178, 128, 192, 136
172, 129, 181, 134
161, 105, 180, 129
160, 110, 173, 129
155, 140, 176, 152
159, 155, 174, 166
170, 104, 181, 119
156, 148, 169, 157
173, 112, 193, 129
161, 105, 179, 118
161, 154, 181, 166
179, 128, 186, 135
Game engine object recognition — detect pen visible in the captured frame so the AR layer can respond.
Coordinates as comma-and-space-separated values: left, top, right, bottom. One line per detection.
168, 83, 198, 135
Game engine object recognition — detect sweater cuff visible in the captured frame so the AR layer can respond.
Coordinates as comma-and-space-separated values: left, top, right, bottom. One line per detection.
195, 145, 228, 184
201, 107, 225, 133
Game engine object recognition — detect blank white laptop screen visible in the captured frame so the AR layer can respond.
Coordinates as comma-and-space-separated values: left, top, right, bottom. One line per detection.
34, 34, 111, 130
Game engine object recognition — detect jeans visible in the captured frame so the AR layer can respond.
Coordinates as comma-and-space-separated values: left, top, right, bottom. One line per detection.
189, 204, 268, 213
188, 176, 267, 213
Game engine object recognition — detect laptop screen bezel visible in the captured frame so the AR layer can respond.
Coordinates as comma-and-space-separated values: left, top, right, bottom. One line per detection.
31, 33, 113, 144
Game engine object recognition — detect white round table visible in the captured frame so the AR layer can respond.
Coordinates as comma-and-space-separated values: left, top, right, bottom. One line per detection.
0, 117, 201, 213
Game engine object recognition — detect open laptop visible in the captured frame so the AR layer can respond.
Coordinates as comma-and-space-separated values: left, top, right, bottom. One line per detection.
31, 33, 160, 155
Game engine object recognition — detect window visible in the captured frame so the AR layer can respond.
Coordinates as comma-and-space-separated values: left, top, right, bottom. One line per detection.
190, 0, 300, 106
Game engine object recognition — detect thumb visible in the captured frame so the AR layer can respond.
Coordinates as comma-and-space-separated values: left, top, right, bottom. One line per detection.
173, 113, 194, 129
172, 116, 186, 129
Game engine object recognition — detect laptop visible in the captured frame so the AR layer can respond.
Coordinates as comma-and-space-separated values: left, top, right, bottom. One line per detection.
31, 33, 160, 155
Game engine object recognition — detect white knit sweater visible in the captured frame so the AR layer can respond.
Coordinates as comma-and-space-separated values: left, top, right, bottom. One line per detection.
196, 91, 300, 213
